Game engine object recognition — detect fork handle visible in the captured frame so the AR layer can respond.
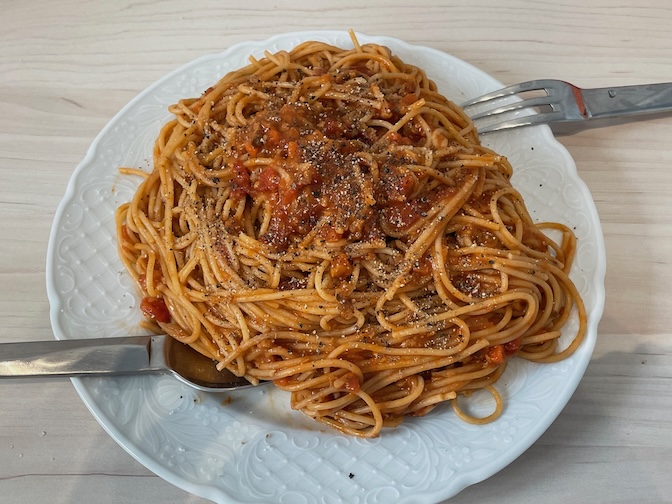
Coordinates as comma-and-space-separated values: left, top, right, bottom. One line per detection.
582, 83, 672, 120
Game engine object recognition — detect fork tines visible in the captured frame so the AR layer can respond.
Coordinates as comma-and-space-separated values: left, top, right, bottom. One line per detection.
461, 79, 570, 134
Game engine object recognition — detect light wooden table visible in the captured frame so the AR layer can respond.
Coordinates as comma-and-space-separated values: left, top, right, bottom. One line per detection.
2, 1, 671, 503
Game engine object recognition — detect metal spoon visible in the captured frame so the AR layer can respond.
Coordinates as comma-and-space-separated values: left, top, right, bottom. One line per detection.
0, 334, 259, 392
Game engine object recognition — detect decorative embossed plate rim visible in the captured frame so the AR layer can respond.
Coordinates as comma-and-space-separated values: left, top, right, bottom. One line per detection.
46, 31, 606, 504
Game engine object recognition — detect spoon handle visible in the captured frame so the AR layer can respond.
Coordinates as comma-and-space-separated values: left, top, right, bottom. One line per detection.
0, 335, 165, 377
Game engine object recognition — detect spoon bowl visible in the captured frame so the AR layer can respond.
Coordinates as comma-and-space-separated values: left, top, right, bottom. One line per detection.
161, 336, 257, 391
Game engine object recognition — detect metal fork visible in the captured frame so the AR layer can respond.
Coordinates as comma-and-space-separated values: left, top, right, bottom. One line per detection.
461, 79, 672, 134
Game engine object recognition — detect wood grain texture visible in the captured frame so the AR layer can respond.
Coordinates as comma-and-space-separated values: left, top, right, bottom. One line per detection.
1, 0, 671, 502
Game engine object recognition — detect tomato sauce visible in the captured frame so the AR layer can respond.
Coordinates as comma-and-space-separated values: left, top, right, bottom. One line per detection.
224, 71, 442, 251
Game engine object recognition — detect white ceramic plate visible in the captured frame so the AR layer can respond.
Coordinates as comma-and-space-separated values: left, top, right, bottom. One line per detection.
46, 31, 606, 504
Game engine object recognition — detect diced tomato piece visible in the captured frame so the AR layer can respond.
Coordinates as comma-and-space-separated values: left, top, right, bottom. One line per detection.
231, 162, 252, 197
342, 373, 360, 393
323, 118, 344, 137
399, 92, 419, 108
243, 141, 259, 157
140, 297, 171, 323
503, 337, 522, 356
334, 372, 361, 393
382, 201, 423, 230
330, 253, 353, 279
485, 345, 505, 365
412, 254, 433, 276
256, 166, 280, 194
265, 128, 282, 146
120, 224, 131, 242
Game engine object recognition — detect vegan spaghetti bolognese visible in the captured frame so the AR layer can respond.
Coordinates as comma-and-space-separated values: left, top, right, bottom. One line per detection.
116, 33, 586, 437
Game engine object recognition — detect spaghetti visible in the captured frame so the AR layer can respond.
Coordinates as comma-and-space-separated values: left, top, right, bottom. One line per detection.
116, 34, 586, 437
